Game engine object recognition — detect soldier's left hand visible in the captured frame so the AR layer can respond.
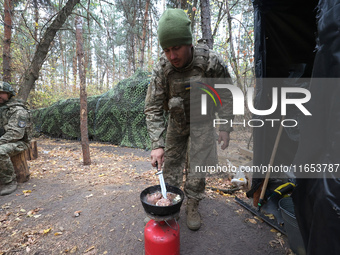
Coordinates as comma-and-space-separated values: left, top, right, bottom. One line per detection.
218, 131, 230, 150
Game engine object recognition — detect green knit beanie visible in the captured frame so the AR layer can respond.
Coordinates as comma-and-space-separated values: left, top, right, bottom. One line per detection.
157, 9, 192, 49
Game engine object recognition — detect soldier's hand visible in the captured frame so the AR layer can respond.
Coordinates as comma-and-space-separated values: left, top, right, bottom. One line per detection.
218, 131, 230, 150
151, 148, 164, 170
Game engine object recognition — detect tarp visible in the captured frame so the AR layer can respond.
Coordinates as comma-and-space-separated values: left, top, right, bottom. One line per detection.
291, 1, 340, 254
33, 70, 152, 149
249, 0, 318, 196
251, 0, 340, 254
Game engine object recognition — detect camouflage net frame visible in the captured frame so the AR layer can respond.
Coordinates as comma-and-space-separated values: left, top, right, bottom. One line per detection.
33, 70, 154, 149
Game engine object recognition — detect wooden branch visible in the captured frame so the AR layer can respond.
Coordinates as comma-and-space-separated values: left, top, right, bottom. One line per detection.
17, 0, 81, 102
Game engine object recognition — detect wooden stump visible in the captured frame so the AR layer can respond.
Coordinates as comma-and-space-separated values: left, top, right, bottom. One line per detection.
11, 150, 30, 183
26, 140, 38, 160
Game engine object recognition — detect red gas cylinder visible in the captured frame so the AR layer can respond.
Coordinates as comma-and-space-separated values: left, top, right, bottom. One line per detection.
144, 219, 180, 255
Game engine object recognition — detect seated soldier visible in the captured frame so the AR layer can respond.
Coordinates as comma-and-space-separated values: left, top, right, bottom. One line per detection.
0, 82, 32, 196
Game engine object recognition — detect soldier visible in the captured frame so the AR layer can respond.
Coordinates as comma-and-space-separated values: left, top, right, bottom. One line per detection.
144, 9, 234, 230
0, 82, 32, 196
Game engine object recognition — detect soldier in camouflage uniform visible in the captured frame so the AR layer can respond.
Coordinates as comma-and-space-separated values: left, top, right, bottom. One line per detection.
0, 82, 32, 196
144, 9, 234, 230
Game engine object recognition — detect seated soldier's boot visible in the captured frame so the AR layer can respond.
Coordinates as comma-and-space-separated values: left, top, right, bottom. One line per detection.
0, 180, 17, 196
186, 198, 201, 231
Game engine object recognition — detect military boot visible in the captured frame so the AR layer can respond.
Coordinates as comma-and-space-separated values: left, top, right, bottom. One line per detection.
186, 198, 201, 231
0, 180, 17, 196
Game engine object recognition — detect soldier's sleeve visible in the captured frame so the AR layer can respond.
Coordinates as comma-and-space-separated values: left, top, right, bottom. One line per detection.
0, 107, 29, 145
144, 63, 167, 150
206, 52, 234, 133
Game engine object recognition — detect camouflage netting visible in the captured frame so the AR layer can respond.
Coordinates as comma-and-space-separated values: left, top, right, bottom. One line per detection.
32, 70, 153, 150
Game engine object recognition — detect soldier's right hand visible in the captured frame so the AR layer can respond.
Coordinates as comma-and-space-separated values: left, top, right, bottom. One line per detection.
151, 148, 164, 170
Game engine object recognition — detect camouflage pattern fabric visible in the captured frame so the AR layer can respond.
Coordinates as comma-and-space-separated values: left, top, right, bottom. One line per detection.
144, 43, 234, 200
0, 81, 16, 97
164, 120, 216, 200
32, 70, 152, 149
0, 98, 31, 184
145, 43, 234, 150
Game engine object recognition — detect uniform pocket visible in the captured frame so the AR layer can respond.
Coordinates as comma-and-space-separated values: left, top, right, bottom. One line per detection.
168, 97, 186, 129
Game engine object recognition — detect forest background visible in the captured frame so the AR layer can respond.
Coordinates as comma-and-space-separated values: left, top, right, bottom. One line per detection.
0, 0, 254, 109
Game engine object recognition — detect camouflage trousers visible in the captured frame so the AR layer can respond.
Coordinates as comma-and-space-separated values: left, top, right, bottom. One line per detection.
0, 141, 29, 184
163, 118, 217, 200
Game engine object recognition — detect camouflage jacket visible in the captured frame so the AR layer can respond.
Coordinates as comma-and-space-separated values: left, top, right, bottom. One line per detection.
0, 97, 32, 145
144, 43, 234, 150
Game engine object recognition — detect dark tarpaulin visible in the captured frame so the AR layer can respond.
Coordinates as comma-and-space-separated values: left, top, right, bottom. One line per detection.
251, 0, 340, 254
249, 0, 317, 196
292, 1, 340, 254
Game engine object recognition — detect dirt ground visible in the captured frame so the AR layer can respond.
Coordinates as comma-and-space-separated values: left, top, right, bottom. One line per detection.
0, 132, 293, 255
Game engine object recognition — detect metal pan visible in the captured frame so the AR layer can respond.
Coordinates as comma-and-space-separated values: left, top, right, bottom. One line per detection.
140, 184, 184, 216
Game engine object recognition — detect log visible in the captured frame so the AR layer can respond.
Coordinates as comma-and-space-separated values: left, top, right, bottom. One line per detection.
26, 140, 38, 160
11, 150, 30, 183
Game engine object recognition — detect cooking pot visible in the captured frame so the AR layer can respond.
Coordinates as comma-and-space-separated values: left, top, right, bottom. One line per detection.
140, 184, 184, 216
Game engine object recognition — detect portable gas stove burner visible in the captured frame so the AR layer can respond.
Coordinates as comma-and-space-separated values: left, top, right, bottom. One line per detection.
145, 211, 180, 222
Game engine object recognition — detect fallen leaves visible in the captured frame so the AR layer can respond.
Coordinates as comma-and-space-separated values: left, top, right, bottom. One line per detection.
74, 210, 82, 217
269, 237, 285, 248
27, 141, 147, 190
235, 209, 244, 216
264, 213, 275, 220
43, 227, 52, 234
22, 190, 32, 197
27, 208, 43, 217
0, 135, 272, 254
246, 218, 258, 224
69, 246, 77, 253
0, 215, 8, 222
254, 216, 264, 223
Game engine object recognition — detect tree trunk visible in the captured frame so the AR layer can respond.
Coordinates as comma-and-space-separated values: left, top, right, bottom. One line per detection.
50, 57, 56, 92
189, 0, 198, 35
118, 50, 121, 80
130, 33, 136, 73
76, 15, 91, 166
140, 0, 150, 70
73, 50, 77, 93
200, 0, 213, 49
226, 1, 242, 89
179, 0, 188, 9
33, 0, 39, 43
86, 0, 92, 85
106, 65, 109, 90
212, 2, 226, 38
59, 35, 67, 91
112, 45, 115, 85
17, 0, 80, 102
3, 0, 13, 83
